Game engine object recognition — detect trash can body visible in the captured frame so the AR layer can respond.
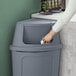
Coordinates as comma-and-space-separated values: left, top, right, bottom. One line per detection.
10, 19, 62, 76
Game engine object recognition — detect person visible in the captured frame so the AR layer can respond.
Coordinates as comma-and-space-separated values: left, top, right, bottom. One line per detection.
41, 0, 76, 76
42, 0, 76, 43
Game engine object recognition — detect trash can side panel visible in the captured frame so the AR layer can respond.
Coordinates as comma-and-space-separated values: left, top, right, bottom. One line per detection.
12, 22, 24, 46
22, 53, 52, 76
51, 50, 61, 76
12, 51, 23, 76
12, 50, 60, 76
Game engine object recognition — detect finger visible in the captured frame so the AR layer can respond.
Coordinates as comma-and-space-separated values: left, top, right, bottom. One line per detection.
42, 38, 49, 43
46, 41, 48, 43
42, 38, 46, 42
46, 41, 49, 43
44, 41, 49, 43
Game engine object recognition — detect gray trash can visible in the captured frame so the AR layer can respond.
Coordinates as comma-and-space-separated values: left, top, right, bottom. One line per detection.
10, 19, 62, 76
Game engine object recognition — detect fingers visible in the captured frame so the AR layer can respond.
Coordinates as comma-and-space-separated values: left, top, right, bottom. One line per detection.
42, 38, 50, 43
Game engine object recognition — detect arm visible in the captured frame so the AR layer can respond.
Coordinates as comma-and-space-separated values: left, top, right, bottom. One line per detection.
52, 0, 76, 32
42, 0, 76, 42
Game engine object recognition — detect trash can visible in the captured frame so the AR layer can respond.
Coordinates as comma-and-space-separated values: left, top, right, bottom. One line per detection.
10, 19, 62, 76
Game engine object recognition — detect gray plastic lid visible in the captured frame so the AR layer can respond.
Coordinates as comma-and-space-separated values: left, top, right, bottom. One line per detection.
10, 18, 62, 52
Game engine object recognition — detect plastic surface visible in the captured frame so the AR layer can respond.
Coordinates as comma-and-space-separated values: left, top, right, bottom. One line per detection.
12, 50, 60, 76
10, 18, 62, 76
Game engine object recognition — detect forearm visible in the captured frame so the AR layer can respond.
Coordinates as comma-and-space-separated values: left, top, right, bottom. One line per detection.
52, 0, 76, 32
49, 29, 56, 37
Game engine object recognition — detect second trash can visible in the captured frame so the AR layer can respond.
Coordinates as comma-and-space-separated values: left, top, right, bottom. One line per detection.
10, 19, 62, 76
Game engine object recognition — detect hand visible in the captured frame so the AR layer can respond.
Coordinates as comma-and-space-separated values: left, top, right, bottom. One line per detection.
42, 29, 56, 43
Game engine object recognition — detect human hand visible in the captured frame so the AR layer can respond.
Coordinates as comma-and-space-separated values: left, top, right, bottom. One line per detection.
41, 29, 56, 43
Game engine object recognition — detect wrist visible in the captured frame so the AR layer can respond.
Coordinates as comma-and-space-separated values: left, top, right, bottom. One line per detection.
49, 29, 56, 37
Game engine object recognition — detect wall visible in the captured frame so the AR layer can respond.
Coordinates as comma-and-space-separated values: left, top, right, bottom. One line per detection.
0, 0, 41, 76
